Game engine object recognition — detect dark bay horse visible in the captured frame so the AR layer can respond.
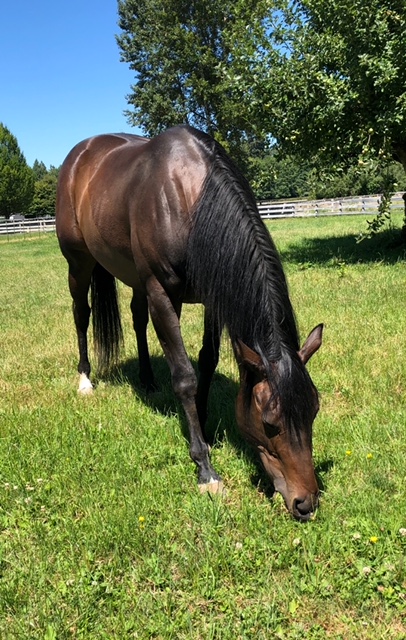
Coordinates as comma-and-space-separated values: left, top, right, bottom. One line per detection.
56, 125, 323, 521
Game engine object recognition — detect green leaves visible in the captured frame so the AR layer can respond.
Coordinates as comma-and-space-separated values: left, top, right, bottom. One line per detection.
263, 1, 406, 167
29, 172, 58, 217
116, 0, 406, 200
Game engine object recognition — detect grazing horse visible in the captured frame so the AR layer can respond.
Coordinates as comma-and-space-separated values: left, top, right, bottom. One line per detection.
56, 125, 323, 521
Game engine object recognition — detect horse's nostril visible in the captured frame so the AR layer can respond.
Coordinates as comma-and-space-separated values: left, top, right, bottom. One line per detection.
293, 495, 318, 520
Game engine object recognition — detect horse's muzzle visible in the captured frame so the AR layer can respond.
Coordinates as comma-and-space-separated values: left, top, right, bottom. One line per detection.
291, 493, 319, 521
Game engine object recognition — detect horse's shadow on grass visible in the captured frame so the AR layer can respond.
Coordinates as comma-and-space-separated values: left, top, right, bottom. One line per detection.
281, 227, 406, 267
106, 355, 333, 502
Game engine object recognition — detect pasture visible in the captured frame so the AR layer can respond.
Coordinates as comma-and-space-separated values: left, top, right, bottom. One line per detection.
0, 215, 405, 639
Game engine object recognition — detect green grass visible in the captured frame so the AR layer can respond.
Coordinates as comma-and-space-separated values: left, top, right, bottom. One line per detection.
0, 217, 406, 639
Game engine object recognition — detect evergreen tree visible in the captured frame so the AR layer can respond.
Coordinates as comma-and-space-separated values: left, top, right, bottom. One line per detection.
29, 172, 58, 217
32, 159, 48, 181
0, 123, 34, 218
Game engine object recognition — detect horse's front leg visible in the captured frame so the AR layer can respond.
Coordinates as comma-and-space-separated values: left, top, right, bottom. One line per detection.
147, 284, 223, 493
196, 308, 222, 439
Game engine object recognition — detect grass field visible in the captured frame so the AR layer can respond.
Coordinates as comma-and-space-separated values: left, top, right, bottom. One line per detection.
0, 215, 405, 639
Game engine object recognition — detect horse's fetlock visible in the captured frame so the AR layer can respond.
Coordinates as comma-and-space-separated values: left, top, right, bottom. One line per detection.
190, 442, 209, 463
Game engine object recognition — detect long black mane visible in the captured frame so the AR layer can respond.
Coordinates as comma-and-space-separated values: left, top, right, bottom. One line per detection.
186, 128, 315, 434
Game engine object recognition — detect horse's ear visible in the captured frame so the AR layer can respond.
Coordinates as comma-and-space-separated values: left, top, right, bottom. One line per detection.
235, 339, 266, 374
298, 324, 323, 365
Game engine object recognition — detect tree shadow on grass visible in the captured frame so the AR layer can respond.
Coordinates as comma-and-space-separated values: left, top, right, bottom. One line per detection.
104, 356, 333, 507
281, 227, 406, 267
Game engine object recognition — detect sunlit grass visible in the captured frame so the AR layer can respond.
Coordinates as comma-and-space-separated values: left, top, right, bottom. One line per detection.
0, 218, 405, 639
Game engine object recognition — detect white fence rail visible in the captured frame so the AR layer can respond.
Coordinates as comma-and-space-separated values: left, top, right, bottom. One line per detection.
1, 192, 405, 236
0, 217, 56, 236
258, 192, 405, 219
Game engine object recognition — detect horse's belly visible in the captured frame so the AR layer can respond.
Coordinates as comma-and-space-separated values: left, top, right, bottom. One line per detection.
93, 245, 142, 288
78, 193, 187, 295
97, 250, 142, 289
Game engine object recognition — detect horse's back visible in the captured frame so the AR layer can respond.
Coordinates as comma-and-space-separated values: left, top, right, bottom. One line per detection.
62, 132, 149, 164
57, 133, 149, 203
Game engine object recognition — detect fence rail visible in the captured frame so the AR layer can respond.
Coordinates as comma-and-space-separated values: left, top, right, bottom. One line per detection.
1, 191, 405, 236
0, 217, 56, 236
258, 192, 405, 219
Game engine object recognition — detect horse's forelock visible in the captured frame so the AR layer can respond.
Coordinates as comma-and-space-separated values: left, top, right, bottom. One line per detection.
270, 352, 317, 442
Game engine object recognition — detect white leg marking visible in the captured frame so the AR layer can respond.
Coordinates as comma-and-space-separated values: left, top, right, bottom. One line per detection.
78, 373, 93, 395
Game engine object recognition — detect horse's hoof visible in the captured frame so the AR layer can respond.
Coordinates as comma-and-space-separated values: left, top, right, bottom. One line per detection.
144, 381, 158, 394
198, 480, 225, 496
78, 374, 93, 395
79, 386, 93, 395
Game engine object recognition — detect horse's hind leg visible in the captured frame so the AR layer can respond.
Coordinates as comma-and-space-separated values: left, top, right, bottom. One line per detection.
196, 309, 222, 439
130, 290, 156, 391
66, 251, 96, 394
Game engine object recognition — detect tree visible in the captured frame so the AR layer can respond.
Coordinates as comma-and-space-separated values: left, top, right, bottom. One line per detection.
248, 152, 311, 200
0, 123, 34, 218
259, 1, 405, 160
116, 0, 406, 227
116, 0, 272, 173
252, 0, 406, 233
32, 159, 48, 182
29, 171, 59, 217
310, 161, 406, 200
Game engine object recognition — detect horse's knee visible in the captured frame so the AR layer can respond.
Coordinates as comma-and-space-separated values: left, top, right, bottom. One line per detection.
172, 370, 197, 401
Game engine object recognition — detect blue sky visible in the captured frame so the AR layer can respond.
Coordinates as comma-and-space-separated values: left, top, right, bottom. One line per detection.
1, 1, 141, 168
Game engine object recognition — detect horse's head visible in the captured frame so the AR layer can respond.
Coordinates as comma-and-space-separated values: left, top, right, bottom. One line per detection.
234, 325, 323, 522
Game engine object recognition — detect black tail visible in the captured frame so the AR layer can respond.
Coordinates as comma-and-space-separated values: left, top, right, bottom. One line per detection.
90, 263, 123, 374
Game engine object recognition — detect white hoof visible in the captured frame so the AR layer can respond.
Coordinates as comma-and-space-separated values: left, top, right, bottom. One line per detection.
78, 374, 93, 395
198, 480, 225, 495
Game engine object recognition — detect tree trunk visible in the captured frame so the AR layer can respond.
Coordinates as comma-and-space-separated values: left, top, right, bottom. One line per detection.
392, 143, 406, 242
402, 193, 406, 243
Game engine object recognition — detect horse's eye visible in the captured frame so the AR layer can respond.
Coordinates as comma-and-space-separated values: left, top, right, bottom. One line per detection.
264, 422, 280, 439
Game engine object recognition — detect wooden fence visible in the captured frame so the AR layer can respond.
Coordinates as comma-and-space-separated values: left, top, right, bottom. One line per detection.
257, 192, 405, 219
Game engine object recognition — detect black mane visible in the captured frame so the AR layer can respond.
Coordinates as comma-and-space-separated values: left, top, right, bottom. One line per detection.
186, 128, 299, 359
186, 127, 315, 434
